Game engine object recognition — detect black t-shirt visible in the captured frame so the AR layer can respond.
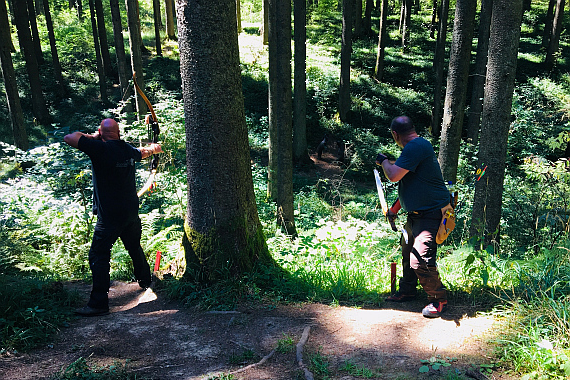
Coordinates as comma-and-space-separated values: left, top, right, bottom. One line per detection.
78, 137, 142, 223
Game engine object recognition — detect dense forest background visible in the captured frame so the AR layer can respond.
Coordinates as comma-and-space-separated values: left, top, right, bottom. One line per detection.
0, 0, 570, 378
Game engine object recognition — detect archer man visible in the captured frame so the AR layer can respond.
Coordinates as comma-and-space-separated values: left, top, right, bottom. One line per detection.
64, 118, 162, 316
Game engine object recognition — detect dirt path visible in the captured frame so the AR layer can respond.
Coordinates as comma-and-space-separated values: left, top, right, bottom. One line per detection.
0, 281, 516, 380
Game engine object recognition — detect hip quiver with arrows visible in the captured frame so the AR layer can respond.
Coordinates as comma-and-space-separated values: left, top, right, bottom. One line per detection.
436, 184, 458, 245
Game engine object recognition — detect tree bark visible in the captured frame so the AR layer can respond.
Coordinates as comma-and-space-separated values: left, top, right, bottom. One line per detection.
176, 0, 272, 280
268, 0, 296, 236
401, 0, 412, 50
470, 0, 523, 248
25, 0, 43, 64
363, 0, 373, 36
466, 0, 492, 145
153, 0, 162, 55
165, 0, 175, 40
42, 0, 66, 98
125, 0, 147, 115
430, 0, 437, 39
109, 0, 132, 112
0, 0, 27, 150
293, 0, 311, 166
374, 0, 388, 81
545, 0, 565, 71
11, 0, 50, 125
542, 0, 556, 47
94, 0, 113, 77
354, 0, 362, 38
339, 0, 352, 122
430, 0, 449, 136
438, 0, 477, 183
88, 0, 107, 103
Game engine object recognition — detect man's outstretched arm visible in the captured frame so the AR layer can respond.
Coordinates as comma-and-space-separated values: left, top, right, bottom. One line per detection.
64, 131, 100, 149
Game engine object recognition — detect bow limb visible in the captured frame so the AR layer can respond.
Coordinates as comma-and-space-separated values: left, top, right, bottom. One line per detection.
133, 72, 158, 126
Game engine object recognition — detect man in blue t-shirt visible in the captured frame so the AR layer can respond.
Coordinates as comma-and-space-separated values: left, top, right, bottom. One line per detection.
64, 119, 162, 316
376, 116, 449, 318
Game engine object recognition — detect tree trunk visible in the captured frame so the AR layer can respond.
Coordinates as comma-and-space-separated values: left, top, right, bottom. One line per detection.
293, 0, 311, 166
430, 0, 437, 39
354, 0, 362, 38
470, 0, 523, 248
374, 0, 388, 81
545, 0, 565, 71
42, 0, 66, 98
164, 0, 175, 40
262, 0, 268, 45
401, 0, 412, 50
110, 0, 133, 112
268, 0, 296, 236
0, 0, 27, 150
176, 0, 272, 280
363, 0, 373, 36
236, 0, 241, 32
430, 0, 449, 136
11, 0, 50, 125
92, 0, 113, 77
25, 0, 43, 64
76, 0, 84, 20
339, 0, 352, 122
542, 0, 556, 47
466, 0, 492, 145
125, 0, 147, 115
438, 0, 477, 183
153, 0, 162, 55
88, 0, 107, 103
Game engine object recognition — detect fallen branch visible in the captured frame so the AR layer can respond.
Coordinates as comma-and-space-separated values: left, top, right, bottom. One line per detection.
296, 326, 314, 380
230, 349, 276, 374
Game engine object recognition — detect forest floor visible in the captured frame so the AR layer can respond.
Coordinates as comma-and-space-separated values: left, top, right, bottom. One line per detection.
0, 280, 516, 380
0, 155, 517, 380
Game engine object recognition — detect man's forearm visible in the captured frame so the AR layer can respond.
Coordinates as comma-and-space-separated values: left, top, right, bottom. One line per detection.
139, 143, 162, 159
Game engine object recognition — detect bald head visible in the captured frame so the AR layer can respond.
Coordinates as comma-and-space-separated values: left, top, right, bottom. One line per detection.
390, 116, 415, 136
99, 118, 120, 141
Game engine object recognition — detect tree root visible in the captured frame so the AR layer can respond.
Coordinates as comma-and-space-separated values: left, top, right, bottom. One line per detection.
230, 349, 276, 374
296, 326, 314, 380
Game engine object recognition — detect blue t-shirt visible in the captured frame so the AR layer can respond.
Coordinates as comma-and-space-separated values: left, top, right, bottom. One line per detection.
394, 137, 449, 212
78, 137, 142, 223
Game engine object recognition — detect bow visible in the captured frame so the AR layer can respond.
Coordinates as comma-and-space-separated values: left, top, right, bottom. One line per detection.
133, 72, 161, 197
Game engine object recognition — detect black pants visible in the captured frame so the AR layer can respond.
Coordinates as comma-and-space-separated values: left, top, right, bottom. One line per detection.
87, 217, 151, 309
398, 209, 447, 303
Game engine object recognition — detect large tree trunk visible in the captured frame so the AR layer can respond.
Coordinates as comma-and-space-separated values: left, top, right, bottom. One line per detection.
153, 0, 162, 55
545, 0, 565, 71
339, 0, 352, 122
293, 0, 311, 166
438, 0, 477, 183
94, 0, 113, 77
88, 0, 107, 103
374, 0, 388, 81
470, 0, 523, 248
430, 0, 449, 136
0, 0, 27, 150
268, 0, 296, 236
109, 0, 133, 113
125, 0, 147, 115
25, 0, 43, 65
176, 0, 272, 280
164, 0, 175, 40
11, 0, 50, 125
42, 0, 66, 98
466, 0, 492, 145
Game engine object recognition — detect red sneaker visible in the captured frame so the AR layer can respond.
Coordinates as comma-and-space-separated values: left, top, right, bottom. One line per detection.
422, 301, 447, 318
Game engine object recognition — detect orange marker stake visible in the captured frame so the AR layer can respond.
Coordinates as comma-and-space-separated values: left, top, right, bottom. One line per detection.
154, 251, 162, 272
390, 262, 397, 294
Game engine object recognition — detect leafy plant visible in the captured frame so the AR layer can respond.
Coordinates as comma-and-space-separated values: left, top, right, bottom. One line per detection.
418, 355, 456, 373
276, 333, 295, 353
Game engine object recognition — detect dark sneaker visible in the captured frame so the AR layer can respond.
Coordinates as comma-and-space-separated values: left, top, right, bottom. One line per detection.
386, 292, 416, 302
138, 274, 155, 290
422, 301, 447, 318
75, 306, 109, 317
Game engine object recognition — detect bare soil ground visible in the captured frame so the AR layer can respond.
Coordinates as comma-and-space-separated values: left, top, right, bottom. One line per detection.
0, 280, 515, 380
